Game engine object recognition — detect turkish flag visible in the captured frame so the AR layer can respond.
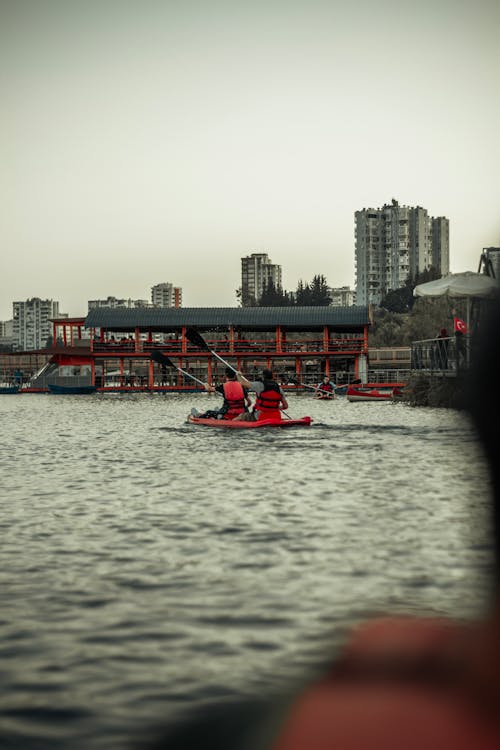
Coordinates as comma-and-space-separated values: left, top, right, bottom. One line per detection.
454, 317, 468, 334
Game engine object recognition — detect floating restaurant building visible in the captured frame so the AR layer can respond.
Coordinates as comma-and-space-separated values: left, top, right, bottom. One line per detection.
2, 306, 371, 392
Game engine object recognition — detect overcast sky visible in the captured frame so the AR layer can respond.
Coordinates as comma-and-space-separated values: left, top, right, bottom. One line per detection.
1, 0, 499, 320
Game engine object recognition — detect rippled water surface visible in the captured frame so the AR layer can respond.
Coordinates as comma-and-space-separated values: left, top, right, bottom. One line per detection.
0, 393, 494, 748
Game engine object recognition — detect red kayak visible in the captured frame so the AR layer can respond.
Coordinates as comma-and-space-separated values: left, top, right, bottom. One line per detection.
347, 384, 403, 402
187, 415, 313, 428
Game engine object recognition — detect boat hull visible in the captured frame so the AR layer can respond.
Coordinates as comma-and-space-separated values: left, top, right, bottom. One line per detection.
187, 415, 312, 428
0, 386, 19, 394
48, 384, 97, 395
347, 385, 402, 402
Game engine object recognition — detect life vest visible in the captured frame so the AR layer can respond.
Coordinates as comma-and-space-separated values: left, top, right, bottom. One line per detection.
222, 380, 246, 418
255, 380, 282, 419
319, 382, 333, 393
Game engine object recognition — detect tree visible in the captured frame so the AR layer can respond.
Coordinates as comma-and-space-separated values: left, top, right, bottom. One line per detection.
259, 279, 293, 306
380, 266, 442, 314
295, 279, 311, 306
309, 274, 332, 306
295, 274, 331, 306
380, 285, 414, 313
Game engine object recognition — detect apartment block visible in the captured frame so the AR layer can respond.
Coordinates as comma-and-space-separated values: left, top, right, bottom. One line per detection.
88, 296, 151, 310
12, 298, 61, 351
483, 247, 500, 279
241, 253, 282, 306
355, 199, 449, 306
151, 283, 182, 308
0, 319, 14, 350
328, 286, 356, 306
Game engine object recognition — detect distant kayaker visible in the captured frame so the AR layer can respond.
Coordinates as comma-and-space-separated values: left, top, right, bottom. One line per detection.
236, 368, 288, 421
314, 375, 335, 399
191, 367, 251, 420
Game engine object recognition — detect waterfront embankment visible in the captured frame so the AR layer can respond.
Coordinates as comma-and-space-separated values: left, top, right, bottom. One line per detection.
399, 372, 469, 409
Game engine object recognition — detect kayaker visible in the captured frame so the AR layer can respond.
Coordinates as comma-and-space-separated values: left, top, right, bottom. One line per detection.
314, 375, 335, 399
191, 367, 251, 420
236, 368, 288, 421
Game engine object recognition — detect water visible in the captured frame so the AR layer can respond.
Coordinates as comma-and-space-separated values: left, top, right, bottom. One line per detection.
0, 393, 494, 748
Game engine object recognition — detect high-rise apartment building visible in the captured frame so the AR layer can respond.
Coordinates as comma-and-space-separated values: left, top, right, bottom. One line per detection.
87, 296, 150, 310
241, 253, 282, 306
151, 283, 182, 308
355, 200, 449, 306
12, 298, 61, 351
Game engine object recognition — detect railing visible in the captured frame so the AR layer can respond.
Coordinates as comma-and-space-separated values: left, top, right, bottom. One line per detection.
366, 369, 411, 384
410, 336, 468, 372
92, 337, 366, 355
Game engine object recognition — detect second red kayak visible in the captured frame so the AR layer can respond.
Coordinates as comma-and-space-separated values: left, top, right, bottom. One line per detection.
187, 415, 313, 428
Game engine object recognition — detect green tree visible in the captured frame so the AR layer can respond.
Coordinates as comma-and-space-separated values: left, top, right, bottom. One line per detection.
295, 275, 331, 306
380, 266, 442, 314
380, 285, 414, 313
295, 279, 311, 305
259, 279, 292, 306
309, 274, 332, 306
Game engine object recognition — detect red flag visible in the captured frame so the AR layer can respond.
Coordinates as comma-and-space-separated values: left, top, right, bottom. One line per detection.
454, 317, 467, 334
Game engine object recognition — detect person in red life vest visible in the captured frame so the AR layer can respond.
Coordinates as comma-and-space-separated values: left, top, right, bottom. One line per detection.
191, 367, 251, 420
314, 375, 335, 399
236, 367, 288, 421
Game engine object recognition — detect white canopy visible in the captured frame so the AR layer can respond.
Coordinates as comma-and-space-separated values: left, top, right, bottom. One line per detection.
414, 271, 500, 299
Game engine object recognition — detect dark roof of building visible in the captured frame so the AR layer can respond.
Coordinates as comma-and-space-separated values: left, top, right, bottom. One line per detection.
84, 306, 370, 331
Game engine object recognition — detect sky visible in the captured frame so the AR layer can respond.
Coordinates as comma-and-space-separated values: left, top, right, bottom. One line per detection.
1, 0, 499, 320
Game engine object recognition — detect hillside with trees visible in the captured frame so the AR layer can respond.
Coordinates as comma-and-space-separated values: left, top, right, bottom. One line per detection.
370, 267, 467, 346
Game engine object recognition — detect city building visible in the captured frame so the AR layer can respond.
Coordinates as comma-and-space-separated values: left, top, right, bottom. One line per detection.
482, 247, 500, 279
12, 298, 62, 351
151, 283, 182, 308
329, 286, 356, 307
0, 319, 14, 351
241, 253, 282, 306
88, 296, 150, 311
355, 199, 450, 306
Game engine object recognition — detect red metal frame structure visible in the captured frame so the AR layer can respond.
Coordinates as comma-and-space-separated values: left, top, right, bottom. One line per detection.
4, 306, 372, 392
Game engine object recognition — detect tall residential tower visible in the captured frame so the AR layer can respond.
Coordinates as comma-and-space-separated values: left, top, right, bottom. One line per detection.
151, 283, 182, 308
240, 253, 282, 306
12, 298, 61, 351
355, 200, 449, 306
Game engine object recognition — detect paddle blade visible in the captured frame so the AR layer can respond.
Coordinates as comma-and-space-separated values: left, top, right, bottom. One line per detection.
185, 328, 210, 351
151, 350, 175, 368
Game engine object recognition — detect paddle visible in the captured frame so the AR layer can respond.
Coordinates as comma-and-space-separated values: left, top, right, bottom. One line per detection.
184, 329, 293, 419
150, 350, 209, 389
294, 381, 336, 397
185, 328, 238, 373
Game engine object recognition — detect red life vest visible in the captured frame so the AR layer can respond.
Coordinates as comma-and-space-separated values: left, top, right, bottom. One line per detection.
255, 380, 282, 420
319, 382, 333, 392
222, 380, 246, 418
